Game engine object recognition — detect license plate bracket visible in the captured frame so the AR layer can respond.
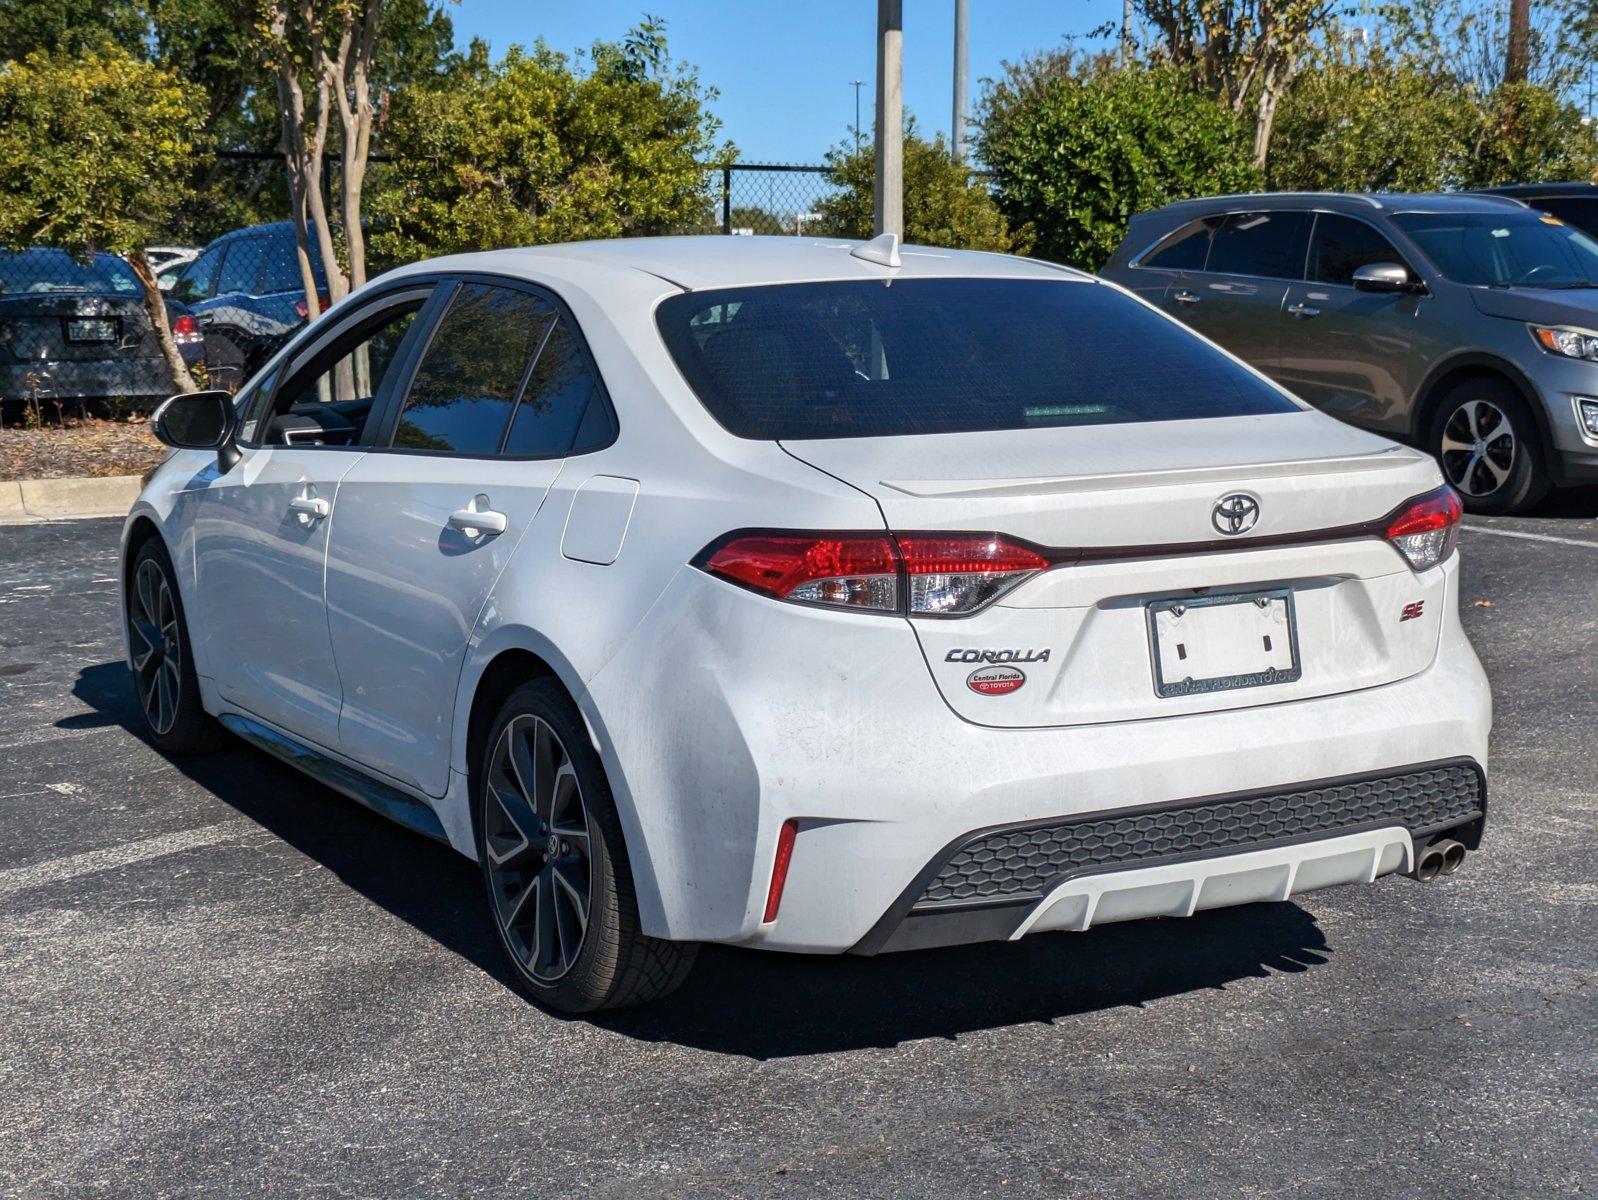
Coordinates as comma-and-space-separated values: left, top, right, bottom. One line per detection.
65, 318, 118, 344
1145, 588, 1301, 699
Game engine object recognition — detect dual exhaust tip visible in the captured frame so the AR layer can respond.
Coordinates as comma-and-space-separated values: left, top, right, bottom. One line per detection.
1409, 838, 1467, 882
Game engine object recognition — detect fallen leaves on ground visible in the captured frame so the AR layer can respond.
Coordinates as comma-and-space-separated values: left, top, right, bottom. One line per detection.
0, 419, 167, 481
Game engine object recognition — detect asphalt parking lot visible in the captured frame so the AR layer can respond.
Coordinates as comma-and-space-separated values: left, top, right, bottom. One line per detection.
1, 506, 1594, 1199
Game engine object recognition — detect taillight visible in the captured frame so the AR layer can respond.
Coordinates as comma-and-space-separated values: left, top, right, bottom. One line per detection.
171, 314, 202, 345
696, 531, 1052, 616
1384, 486, 1462, 571
294, 293, 332, 320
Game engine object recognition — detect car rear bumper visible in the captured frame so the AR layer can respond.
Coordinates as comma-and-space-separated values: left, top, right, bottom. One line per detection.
0, 355, 190, 403
588, 558, 1491, 954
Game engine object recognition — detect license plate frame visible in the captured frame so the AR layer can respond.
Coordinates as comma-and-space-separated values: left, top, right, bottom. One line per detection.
64, 317, 118, 344
1145, 588, 1301, 699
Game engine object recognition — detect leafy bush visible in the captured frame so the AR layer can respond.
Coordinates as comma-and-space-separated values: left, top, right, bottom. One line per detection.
816, 126, 1029, 254
978, 64, 1259, 270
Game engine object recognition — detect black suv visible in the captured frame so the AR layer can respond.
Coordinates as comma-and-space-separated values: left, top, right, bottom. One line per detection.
171, 223, 329, 391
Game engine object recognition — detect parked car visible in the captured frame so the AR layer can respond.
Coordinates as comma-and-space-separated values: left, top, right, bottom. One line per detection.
170, 222, 328, 391
1101, 192, 1598, 514
1475, 182, 1598, 238
145, 245, 198, 275
127, 235, 1489, 1012
0, 248, 204, 420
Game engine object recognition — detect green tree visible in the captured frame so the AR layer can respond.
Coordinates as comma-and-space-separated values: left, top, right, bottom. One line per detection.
0, 48, 204, 392
979, 63, 1259, 269
368, 25, 727, 261
816, 124, 1029, 254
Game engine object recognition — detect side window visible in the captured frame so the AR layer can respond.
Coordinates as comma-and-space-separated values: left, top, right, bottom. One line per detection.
1206, 211, 1308, 279
502, 314, 612, 456
258, 236, 307, 294
214, 239, 267, 296
1308, 215, 1409, 287
172, 245, 223, 303
392, 284, 556, 455
1143, 219, 1216, 271
235, 364, 282, 444
251, 297, 426, 447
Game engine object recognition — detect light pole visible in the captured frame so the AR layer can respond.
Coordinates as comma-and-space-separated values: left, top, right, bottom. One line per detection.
874, 0, 904, 238
952, 0, 969, 164
852, 79, 863, 150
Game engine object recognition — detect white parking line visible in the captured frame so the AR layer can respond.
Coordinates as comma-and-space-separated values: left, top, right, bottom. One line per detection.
0, 822, 245, 900
1462, 523, 1598, 550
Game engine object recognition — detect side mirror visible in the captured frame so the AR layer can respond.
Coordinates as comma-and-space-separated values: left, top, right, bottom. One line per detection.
151, 390, 240, 471
1353, 262, 1419, 294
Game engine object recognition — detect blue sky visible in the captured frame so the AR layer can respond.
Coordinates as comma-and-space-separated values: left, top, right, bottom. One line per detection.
450, 1, 1126, 163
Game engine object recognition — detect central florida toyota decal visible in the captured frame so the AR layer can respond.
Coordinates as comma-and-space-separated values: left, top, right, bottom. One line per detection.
967, 665, 1026, 696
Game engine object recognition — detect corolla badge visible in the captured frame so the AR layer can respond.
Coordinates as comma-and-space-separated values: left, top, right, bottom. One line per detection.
1211, 493, 1260, 536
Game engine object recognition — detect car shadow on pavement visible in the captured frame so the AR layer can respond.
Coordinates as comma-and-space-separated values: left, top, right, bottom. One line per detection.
69, 660, 1332, 1060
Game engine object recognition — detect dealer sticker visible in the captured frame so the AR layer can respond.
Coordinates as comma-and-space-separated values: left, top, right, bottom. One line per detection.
967, 665, 1026, 696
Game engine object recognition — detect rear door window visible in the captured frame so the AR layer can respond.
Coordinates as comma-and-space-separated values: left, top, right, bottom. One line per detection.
215, 239, 267, 296
656, 277, 1299, 441
501, 313, 613, 457
1143, 219, 1216, 271
391, 283, 556, 455
1205, 211, 1309, 279
1308, 215, 1410, 287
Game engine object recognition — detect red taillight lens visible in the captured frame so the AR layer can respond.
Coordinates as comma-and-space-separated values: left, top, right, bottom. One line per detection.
701, 533, 900, 611
762, 818, 799, 923
171, 314, 202, 345
696, 531, 1052, 615
1384, 486, 1462, 571
294, 298, 308, 319
897, 534, 1050, 615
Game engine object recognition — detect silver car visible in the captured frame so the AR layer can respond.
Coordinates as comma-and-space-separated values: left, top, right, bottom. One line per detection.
1102, 192, 1598, 514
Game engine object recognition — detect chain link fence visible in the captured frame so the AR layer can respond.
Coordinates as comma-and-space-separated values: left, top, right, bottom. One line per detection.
712, 163, 842, 236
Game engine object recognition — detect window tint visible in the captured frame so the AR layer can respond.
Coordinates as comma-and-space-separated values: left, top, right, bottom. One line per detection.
1144, 219, 1215, 271
0, 249, 140, 295
1205, 211, 1307, 278
258, 234, 326, 294
173, 245, 223, 302
1532, 197, 1598, 238
254, 299, 424, 446
502, 315, 610, 456
215, 239, 266, 295
656, 278, 1299, 441
1308, 214, 1407, 287
393, 284, 555, 455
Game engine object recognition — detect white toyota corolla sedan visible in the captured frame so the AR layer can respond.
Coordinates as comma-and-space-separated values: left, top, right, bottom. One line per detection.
125, 234, 1491, 1011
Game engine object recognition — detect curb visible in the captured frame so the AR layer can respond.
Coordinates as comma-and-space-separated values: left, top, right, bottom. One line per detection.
0, 474, 141, 525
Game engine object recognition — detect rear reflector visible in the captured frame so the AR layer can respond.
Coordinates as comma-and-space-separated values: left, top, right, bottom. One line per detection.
696, 531, 1052, 616
763, 818, 800, 923
1384, 486, 1462, 571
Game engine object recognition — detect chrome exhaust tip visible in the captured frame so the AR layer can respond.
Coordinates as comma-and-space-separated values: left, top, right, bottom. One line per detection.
1437, 839, 1467, 876
1410, 844, 1446, 882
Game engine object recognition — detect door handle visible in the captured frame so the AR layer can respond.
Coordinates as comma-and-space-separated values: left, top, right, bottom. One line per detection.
1172, 290, 1200, 306
288, 494, 330, 522
1288, 302, 1321, 319
448, 496, 508, 538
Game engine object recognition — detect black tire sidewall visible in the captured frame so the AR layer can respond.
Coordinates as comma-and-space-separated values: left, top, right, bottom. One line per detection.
128, 538, 214, 753
1428, 383, 1549, 516
475, 678, 628, 1012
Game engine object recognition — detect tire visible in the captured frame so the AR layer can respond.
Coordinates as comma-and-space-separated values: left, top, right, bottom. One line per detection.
125, 538, 220, 754
476, 679, 696, 1012
1427, 380, 1550, 516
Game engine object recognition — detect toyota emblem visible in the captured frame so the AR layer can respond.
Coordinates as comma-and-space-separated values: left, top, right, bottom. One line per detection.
1211, 493, 1260, 536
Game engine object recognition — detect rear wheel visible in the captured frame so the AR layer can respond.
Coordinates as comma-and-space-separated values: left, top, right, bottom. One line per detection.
476, 679, 696, 1012
125, 538, 218, 753
1428, 381, 1549, 515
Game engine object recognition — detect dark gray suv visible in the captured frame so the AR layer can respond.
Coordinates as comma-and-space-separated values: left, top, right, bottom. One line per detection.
1102, 192, 1598, 513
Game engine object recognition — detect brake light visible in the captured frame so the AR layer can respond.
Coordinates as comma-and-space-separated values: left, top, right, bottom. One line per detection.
1384, 486, 1462, 571
294, 293, 332, 320
762, 818, 799, 923
696, 531, 1052, 616
171, 314, 203, 345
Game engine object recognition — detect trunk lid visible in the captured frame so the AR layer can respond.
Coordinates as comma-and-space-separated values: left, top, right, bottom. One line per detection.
780, 412, 1451, 728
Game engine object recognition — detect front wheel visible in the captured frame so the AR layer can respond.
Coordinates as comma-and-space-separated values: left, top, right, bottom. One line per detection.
125, 538, 219, 754
476, 679, 696, 1012
1428, 382, 1550, 516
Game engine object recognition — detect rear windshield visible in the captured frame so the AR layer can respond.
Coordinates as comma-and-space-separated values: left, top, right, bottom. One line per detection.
1393, 211, 1598, 289
0, 249, 140, 296
655, 278, 1298, 440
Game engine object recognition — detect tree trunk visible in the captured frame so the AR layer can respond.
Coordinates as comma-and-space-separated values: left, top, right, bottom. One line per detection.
1505, 0, 1532, 85
1252, 65, 1285, 171
126, 250, 196, 396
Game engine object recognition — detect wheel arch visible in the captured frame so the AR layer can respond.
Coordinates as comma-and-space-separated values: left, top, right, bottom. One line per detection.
1411, 353, 1554, 461
453, 628, 670, 936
